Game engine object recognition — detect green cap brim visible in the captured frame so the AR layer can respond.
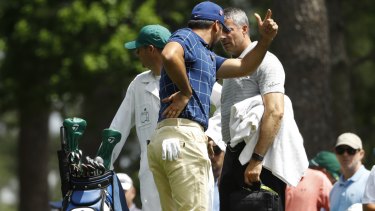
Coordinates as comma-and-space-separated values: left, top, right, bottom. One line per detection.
124, 41, 137, 49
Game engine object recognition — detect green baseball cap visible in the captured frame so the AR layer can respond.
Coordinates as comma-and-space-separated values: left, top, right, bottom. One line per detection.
124, 25, 171, 49
309, 151, 341, 180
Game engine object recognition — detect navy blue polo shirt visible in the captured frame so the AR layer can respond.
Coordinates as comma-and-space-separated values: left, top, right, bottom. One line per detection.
159, 28, 226, 130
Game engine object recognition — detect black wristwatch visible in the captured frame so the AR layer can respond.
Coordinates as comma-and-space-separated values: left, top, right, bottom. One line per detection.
251, 152, 264, 162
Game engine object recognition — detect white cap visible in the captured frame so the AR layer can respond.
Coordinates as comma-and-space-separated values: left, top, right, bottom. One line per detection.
117, 173, 133, 190
336, 132, 362, 149
347, 203, 362, 211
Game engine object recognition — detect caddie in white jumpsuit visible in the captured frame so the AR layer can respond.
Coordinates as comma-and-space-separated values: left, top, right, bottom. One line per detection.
109, 25, 223, 211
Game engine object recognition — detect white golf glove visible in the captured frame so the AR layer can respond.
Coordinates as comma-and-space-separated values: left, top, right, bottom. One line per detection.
162, 138, 181, 161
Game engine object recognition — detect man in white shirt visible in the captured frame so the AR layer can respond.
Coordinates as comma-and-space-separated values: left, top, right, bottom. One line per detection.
219, 7, 307, 210
110, 25, 170, 211
363, 165, 375, 210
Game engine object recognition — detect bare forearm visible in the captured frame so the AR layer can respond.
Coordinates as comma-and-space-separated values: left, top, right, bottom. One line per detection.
162, 42, 192, 97
240, 39, 271, 76
216, 40, 272, 79
244, 109, 282, 184
163, 59, 192, 97
253, 110, 282, 156
254, 93, 284, 156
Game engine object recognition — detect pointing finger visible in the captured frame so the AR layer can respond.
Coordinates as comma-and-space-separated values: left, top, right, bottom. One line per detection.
265, 9, 272, 20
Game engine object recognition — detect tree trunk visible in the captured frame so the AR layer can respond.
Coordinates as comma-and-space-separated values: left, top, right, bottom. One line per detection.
18, 104, 50, 211
272, 0, 334, 158
326, 0, 355, 135
80, 74, 127, 158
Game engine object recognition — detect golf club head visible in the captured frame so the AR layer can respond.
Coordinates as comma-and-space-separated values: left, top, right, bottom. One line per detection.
86, 164, 96, 177
98, 163, 106, 175
94, 156, 104, 164
63, 118, 87, 153
85, 156, 93, 164
68, 149, 82, 165
80, 163, 88, 177
96, 128, 121, 170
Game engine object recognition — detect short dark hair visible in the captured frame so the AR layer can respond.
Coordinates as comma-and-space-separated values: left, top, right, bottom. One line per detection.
187, 19, 215, 30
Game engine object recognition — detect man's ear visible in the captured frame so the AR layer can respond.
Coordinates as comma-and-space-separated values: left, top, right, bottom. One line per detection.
146, 45, 154, 52
242, 25, 249, 36
213, 20, 221, 32
359, 149, 365, 158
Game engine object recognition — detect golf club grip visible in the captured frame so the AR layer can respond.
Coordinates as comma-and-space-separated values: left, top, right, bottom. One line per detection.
60, 126, 67, 151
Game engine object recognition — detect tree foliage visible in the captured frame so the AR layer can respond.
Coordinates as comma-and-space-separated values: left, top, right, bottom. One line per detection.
0, 0, 166, 209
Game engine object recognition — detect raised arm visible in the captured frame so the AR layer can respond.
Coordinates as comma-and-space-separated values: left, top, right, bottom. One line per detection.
217, 9, 278, 79
160, 42, 192, 118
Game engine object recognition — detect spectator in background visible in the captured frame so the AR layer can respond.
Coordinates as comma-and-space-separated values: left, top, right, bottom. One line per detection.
363, 165, 375, 211
310, 150, 341, 184
117, 173, 142, 211
330, 132, 370, 211
286, 168, 332, 211
286, 151, 340, 211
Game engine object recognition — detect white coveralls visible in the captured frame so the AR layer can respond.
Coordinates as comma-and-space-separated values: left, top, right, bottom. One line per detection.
110, 70, 222, 211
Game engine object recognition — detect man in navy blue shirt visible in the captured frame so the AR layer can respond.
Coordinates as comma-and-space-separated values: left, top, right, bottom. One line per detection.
147, 1, 278, 210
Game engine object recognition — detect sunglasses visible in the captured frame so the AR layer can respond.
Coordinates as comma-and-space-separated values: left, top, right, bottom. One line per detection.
335, 146, 359, 155
213, 145, 223, 155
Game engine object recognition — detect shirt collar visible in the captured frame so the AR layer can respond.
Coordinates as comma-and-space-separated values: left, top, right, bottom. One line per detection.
339, 165, 366, 184
140, 70, 160, 83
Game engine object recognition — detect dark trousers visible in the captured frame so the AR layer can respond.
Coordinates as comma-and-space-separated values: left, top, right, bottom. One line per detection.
219, 141, 286, 211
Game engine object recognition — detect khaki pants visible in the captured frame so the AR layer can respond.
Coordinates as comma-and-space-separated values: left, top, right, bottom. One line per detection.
147, 118, 213, 211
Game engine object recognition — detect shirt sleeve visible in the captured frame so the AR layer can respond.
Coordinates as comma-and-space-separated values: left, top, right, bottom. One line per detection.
215, 54, 226, 71
169, 30, 196, 63
363, 166, 375, 204
258, 52, 285, 95
109, 79, 136, 169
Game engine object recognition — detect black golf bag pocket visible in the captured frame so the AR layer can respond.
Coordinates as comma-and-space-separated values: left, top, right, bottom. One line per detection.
230, 184, 280, 211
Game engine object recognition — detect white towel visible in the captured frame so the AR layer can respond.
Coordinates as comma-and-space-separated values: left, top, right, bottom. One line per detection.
229, 95, 308, 186
229, 103, 264, 147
